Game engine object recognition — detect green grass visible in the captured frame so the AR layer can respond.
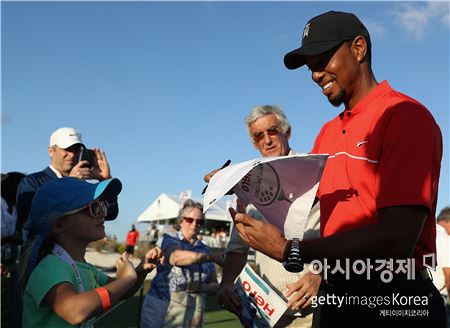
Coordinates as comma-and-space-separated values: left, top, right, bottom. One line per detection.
203, 307, 242, 328
95, 280, 241, 328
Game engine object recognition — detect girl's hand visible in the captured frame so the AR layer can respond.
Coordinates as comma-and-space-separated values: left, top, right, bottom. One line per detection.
115, 252, 137, 282
143, 246, 164, 271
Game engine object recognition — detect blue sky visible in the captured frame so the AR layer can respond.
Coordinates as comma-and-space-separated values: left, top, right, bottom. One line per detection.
2, 1, 449, 241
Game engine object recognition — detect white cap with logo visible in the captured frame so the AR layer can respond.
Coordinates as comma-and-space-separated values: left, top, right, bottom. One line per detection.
49, 127, 84, 149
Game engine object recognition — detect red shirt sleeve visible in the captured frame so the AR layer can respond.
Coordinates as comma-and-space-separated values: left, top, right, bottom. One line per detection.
375, 102, 442, 211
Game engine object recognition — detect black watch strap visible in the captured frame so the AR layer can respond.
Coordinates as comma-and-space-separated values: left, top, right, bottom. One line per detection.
283, 238, 304, 273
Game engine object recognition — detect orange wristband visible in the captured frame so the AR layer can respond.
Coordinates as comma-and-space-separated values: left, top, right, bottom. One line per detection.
94, 287, 111, 310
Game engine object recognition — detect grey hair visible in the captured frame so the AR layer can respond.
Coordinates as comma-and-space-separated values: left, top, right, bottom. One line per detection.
177, 199, 205, 223
437, 207, 450, 223
245, 105, 291, 140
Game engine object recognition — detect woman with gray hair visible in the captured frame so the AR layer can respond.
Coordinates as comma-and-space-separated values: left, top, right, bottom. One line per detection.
140, 200, 224, 328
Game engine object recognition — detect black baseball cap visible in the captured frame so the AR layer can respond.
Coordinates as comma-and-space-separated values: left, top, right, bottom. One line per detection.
284, 11, 370, 70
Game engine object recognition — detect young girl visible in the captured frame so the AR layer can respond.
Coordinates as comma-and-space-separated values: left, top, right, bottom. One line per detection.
21, 177, 162, 327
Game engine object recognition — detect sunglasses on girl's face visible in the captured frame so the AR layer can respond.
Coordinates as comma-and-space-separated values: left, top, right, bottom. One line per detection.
88, 200, 109, 218
183, 217, 204, 226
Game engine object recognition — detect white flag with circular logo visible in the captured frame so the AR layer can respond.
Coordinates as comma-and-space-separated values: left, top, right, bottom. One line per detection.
203, 154, 328, 240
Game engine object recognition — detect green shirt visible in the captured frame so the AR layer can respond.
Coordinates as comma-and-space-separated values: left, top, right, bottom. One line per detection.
23, 254, 109, 327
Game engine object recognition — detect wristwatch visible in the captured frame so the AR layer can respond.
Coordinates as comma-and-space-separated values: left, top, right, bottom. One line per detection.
283, 238, 304, 272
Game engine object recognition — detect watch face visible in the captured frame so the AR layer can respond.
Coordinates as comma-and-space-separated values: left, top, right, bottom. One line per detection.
283, 261, 303, 273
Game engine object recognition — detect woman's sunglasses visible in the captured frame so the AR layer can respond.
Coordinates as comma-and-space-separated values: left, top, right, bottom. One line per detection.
183, 217, 204, 226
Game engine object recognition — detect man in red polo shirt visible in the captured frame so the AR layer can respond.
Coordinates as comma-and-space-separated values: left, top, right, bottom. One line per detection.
231, 11, 445, 326
126, 224, 140, 255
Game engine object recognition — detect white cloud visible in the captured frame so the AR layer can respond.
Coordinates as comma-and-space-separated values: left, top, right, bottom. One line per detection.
391, 1, 449, 40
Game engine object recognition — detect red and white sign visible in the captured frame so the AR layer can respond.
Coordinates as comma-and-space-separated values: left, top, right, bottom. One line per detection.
235, 264, 287, 327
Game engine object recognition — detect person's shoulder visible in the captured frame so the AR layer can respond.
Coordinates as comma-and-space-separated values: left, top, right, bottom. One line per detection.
29, 254, 68, 278
26, 254, 74, 300
160, 232, 183, 251
383, 82, 421, 103
161, 232, 179, 244
26, 167, 54, 179
385, 96, 438, 130
19, 167, 56, 190
373, 82, 438, 129
39, 253, 65, 266
381, 83, 431, 115
195, 239, 211, 250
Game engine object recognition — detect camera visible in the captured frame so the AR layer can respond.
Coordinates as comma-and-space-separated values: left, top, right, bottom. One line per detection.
79, 148, 96, 168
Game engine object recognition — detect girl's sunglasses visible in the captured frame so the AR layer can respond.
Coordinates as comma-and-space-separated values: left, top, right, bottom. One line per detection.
88, 200, 109, 218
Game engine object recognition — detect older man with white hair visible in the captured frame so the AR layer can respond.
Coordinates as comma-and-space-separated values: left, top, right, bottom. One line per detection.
217, 105, 321, 328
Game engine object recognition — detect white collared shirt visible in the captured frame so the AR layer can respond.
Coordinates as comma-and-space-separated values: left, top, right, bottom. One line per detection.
48, 165, 63, 178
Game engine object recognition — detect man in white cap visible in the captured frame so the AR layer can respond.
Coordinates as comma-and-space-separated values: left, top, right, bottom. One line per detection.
16, 127, 116, 247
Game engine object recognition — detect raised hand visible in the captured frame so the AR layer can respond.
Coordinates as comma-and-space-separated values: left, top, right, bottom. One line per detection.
115, 252, 137, 283
143, 246, 164, 271
69, 161, 95, 180
92, 148, 111, 180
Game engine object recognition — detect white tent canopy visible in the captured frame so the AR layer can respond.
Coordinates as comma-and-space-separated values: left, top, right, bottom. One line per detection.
137, 193, 231, 223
